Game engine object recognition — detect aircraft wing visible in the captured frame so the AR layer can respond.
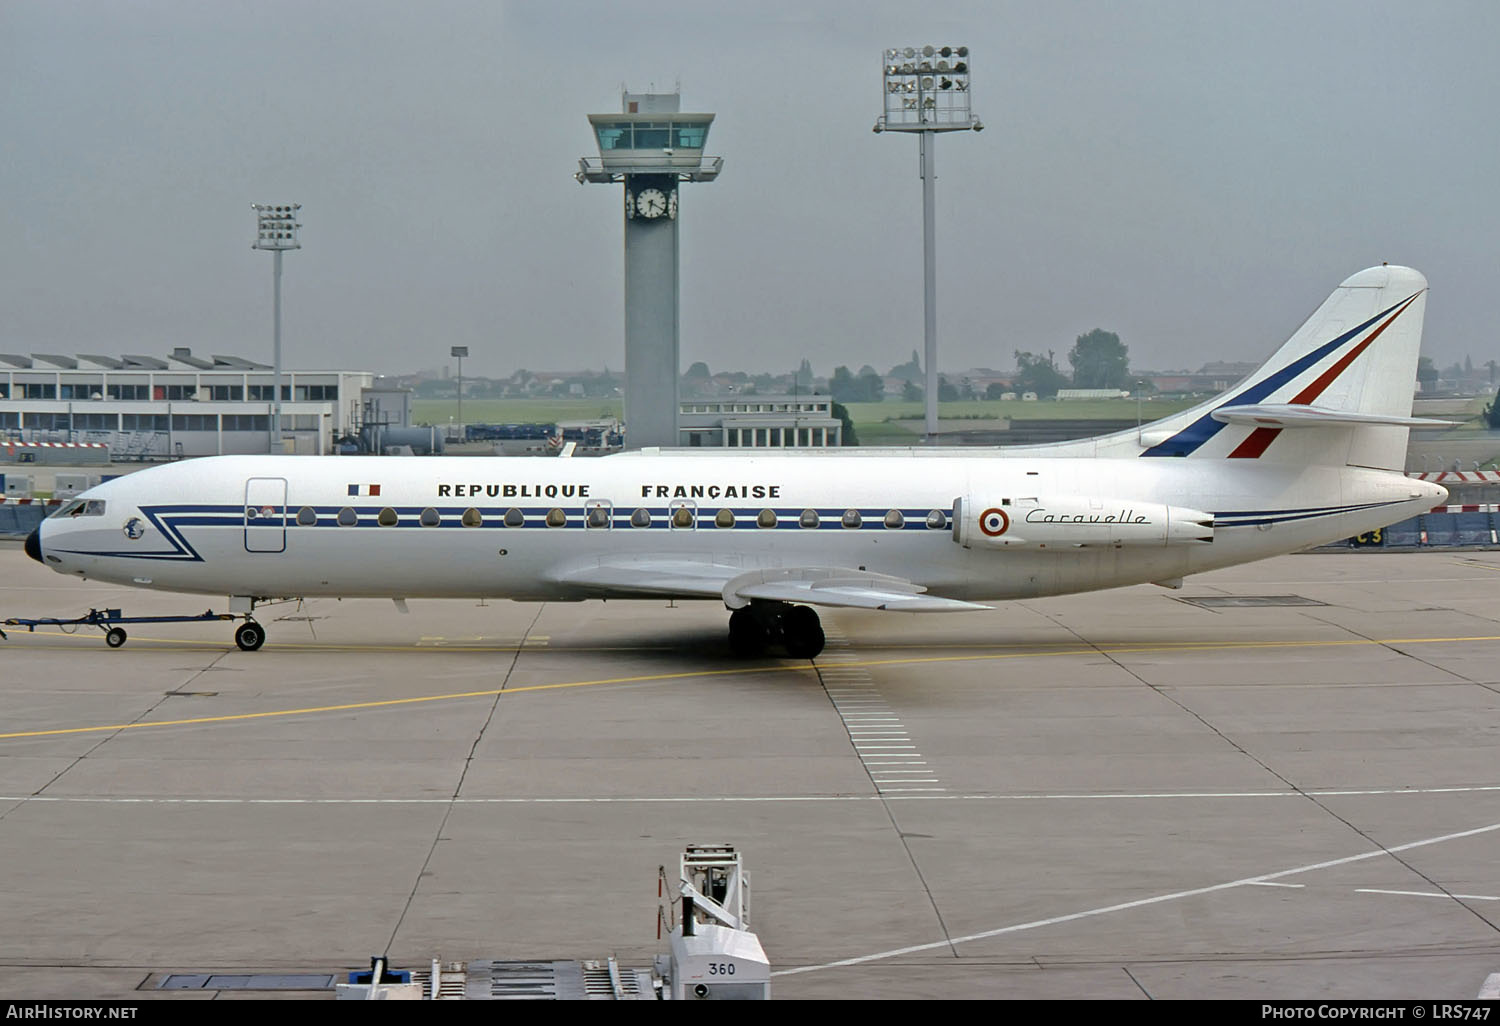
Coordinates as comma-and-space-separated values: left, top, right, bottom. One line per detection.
545, 558, 742, 598
546, 559, 989, 612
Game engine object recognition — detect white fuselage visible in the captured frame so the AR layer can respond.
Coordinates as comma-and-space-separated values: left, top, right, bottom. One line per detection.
36, 451, 1444, 604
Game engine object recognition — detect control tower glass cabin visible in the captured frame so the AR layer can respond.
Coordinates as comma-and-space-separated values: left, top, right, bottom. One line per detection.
578, 91, 721, 450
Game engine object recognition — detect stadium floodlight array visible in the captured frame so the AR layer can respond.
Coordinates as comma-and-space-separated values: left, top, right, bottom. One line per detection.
875, 45, 981, 133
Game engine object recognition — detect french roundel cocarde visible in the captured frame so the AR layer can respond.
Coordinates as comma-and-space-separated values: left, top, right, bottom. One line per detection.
979, 507, 1010, 537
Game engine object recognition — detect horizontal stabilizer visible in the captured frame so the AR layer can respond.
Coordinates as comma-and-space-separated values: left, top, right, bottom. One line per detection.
1210, 404, 1459, 430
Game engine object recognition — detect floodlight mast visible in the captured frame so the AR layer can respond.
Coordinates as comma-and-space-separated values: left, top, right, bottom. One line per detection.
451, 345, 469, 439
251, 204, 302, 453
874, 46, 981, 443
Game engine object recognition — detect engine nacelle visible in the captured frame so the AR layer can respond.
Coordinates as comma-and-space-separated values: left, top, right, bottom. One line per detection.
953, 496, 1214, 549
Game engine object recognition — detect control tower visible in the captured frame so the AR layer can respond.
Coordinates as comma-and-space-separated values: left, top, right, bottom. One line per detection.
578, 90, 722, 450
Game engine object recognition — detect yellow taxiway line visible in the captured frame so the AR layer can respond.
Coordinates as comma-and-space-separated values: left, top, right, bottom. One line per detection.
3, 631, 1497, 742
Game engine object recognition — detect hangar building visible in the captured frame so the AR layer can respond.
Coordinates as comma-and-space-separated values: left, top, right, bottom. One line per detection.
0, 348, 373, 458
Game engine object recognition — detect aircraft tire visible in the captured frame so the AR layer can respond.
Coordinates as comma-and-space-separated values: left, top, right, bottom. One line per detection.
728, 607, 769, 658
105, 627, 127, 649
782, 605, 825, 659
234, 622, 266, 652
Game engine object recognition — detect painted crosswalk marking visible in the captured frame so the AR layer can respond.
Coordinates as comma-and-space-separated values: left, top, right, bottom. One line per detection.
817, 626, 943, 794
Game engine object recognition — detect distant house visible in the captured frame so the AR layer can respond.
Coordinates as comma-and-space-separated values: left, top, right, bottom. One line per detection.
1143, 362, 1258, 395
1055, 388, 1130, 400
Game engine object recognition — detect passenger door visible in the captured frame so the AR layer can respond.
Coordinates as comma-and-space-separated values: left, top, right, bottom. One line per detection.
244, 477, 287, 553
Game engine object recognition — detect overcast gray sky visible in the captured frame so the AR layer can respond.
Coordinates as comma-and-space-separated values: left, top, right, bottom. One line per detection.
3, 1, 1497, 380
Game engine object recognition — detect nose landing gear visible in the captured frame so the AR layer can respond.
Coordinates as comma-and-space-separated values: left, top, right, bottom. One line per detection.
727, 602, 825, 659
234, 621, 266, 651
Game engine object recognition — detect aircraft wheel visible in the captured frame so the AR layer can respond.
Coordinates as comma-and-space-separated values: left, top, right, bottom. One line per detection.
782, 605, 825, 659
728, 607, 769, 658
234, 621, 266, 652
105, 627, 128, 649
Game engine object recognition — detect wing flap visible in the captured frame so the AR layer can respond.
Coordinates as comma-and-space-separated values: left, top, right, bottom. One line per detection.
545, 558, 739, 598
547, 559, 989, 612
724, 567, 988, 611
735, 580, 988, 611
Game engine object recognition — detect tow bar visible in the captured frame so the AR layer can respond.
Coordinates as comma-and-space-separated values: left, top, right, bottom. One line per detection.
2, 607, 264, 650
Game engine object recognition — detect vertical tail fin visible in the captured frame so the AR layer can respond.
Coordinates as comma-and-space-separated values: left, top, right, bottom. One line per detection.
1120, 266, 1428, 470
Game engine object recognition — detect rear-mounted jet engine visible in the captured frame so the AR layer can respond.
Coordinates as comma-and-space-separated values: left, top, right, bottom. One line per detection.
952, 496, 1214, 549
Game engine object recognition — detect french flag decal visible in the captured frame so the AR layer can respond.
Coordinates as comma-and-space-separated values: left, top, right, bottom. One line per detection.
348, 484, 382, 496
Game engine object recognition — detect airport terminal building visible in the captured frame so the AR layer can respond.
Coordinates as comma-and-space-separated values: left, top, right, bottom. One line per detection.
0, 349, 373, 458
679, 397, 843, 447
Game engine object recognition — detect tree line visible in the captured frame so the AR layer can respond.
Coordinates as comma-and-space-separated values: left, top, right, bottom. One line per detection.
826, 329, 1133, 403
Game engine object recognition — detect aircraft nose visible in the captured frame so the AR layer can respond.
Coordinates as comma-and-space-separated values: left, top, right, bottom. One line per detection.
24, 527, 42, 564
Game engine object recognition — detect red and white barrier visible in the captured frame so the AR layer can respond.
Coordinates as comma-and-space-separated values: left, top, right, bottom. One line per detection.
1407, 470, 1500, 484
3, 441, 109, 450
0, 497, 63, 505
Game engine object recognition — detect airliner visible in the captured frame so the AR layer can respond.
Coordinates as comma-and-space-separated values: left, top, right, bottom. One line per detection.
25, 265, 1448, 658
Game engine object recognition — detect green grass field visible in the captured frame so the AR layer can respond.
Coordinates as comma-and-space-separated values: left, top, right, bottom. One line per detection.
415, 397, 1198, 433
413, 399, 623, 427
840, 397, 1197, 423
414, 395, 1490, 446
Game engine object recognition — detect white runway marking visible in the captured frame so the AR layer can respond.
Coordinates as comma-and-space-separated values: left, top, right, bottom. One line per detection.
7, 782, 1499, 805
1356, 888, 1500, 901
773, 821, 1500, 977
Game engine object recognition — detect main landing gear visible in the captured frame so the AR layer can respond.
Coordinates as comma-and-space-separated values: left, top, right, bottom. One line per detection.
728, 602, 825, 659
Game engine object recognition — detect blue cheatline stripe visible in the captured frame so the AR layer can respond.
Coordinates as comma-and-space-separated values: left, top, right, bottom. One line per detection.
1139, 294, 1417, 458
52, 499, 1417, 562
1210, 500, 1404, 528
159, 504, 951, 526
57, 505, 956, 559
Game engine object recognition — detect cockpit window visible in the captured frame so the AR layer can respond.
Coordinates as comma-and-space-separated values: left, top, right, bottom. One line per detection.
52, 499, 106, 518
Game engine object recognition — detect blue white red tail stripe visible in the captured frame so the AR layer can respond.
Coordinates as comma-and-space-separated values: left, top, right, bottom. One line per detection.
1140, 292, 1420, 458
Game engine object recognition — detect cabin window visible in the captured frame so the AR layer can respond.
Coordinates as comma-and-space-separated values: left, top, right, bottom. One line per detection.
671, 503, 695, 529
377, 507, 399, 527
926, 509, 947, 529
586, 502, 611, 529
337, 507, 358, 526
461, 507, 483, 527
545, 507, 567, 528
419, 507, 441, 527
715, 508, 736, 529
799, 509, 820, 529
884, 510, 905, 529
630, 507, 652, 528
296, 506, 317, 526
841, 509, 862, 529
757, 509, 777, 529
504, 508, 525, 527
